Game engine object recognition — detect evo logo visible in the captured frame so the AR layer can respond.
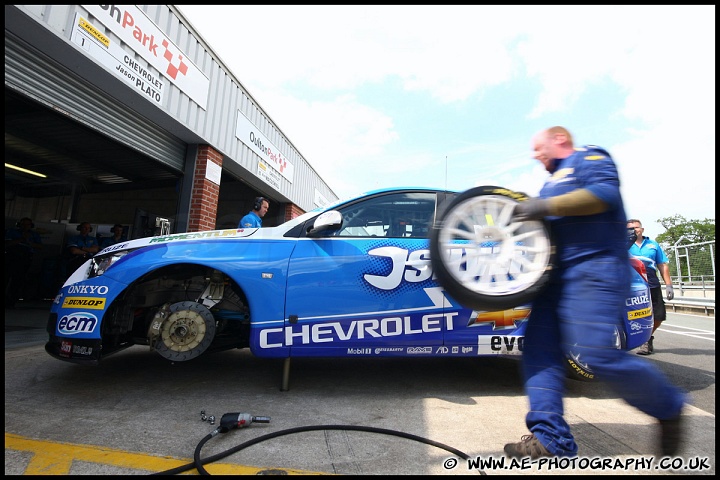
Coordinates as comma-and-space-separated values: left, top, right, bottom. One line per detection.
477, 335, 525, 355
58, 312, 98, 335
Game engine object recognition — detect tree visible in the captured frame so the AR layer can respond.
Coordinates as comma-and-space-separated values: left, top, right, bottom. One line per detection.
655, 215, 715, 282
655, 215, 715, 245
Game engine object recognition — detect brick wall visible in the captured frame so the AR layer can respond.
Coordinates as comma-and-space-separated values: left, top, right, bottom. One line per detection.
284, 203, 305, 222
187, 146, 222, 232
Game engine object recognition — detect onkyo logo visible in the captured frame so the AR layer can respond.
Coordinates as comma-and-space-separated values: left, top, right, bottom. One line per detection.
58, 312, 98, 335
67, 285, 109, 295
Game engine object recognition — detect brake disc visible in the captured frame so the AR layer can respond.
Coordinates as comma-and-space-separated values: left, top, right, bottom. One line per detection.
154, 301, 216, 361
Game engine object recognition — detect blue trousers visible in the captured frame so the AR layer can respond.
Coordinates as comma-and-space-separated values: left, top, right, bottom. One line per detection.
522, 256, 686, 456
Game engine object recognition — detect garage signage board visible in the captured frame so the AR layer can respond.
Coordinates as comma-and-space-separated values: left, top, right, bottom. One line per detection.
71, 13, 165, 107
81, 5, 209, 109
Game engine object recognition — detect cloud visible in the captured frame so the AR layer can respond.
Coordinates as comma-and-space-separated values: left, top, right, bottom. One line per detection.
179, 5, 715, 239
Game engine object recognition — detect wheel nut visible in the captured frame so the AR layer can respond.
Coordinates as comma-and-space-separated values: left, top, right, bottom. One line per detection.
208, 415, 216, 425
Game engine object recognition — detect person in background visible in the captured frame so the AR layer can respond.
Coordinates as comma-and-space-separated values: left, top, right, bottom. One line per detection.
101, 224, 128, 249
504, 126, 685, 460
65, 222, 100, 277
238, 197, 269, 228
5, 217, 43, 308
627, 218, 674, 355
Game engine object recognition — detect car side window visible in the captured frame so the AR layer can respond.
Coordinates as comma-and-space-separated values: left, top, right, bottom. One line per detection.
329, 192, 437, 238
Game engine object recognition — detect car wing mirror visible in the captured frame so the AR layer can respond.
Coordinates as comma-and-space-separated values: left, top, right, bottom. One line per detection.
307, 210, 343, 237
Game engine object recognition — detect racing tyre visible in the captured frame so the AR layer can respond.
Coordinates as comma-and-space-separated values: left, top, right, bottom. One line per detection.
430, 185, 554, 311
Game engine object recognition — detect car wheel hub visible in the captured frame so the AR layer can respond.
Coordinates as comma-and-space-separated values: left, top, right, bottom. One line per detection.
154, 301, 216, 361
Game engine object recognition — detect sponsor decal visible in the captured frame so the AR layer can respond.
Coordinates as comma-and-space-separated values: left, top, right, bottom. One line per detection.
467, 306, 530, 330
149, 229, 244, 243
626, 292, 650, 307
363, 247, 432, 290
259, 312, 458, 348
435, 346, 449, 354
72, 345, 94, 356
477, 335, 524, 355
374, 347, 404, 354
100, 242, 130, 253
489, 187, 528, 201
58, 312, 99, 335
361, 247, 532, 298
347, 348, 371, 355
406, 347, 433, 354
67, 285, 109, 295
60, 341, 72, 357
62, 297, 106, 309
627, 307, 652, 320
567, 356, 595, 380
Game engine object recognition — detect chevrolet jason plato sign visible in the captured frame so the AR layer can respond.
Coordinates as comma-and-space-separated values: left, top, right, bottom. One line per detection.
82, 5, 209, 108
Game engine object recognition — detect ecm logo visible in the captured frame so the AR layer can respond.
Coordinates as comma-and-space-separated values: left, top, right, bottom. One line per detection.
58, 312, 98, 335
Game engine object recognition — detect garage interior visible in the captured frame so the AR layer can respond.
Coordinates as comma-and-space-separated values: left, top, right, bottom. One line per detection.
4, 87, 255, 300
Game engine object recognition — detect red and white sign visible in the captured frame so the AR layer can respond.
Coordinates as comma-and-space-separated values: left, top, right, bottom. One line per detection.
82, 5, 209, 109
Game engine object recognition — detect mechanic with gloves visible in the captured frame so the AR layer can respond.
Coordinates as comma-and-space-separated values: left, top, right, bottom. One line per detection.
627, 218, 674, 355
504, 126, 686, 460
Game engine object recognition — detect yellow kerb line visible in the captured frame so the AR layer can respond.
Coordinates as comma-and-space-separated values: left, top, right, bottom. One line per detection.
5, 432, 331, 475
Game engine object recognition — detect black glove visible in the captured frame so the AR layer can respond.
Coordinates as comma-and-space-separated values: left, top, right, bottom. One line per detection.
513, 197, 550, 222
666, 284, 674, 300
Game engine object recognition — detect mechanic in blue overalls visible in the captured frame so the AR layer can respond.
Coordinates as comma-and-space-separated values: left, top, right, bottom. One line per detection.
65, 222, 100, 279
505, 126, 686, 459
238, 197, 269, 228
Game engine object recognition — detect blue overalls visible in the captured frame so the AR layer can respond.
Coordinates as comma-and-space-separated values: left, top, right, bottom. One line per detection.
523, 146, 686, 456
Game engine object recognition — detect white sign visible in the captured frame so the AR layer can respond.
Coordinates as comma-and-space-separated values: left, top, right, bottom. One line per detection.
82, 5, 209, 109
314, 189, 329, 208
236, 111, 294, 183
205, 160, 222, 186
72, 14, 165, 106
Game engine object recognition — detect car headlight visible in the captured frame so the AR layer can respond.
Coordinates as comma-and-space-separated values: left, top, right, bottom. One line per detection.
88, 250, 131, 278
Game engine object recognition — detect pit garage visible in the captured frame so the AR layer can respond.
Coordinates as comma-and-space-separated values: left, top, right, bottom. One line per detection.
5, 5, 338, 301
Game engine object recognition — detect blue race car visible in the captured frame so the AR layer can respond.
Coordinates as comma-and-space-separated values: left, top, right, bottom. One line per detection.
45, 186, 652, 383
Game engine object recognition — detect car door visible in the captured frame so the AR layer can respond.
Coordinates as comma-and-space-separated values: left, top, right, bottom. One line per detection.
282, 191, 456, 357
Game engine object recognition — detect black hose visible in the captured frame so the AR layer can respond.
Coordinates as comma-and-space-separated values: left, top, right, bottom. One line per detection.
153, 424, 485, 475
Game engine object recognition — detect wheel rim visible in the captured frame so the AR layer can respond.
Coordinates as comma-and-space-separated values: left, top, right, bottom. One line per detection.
436, 195, 552, 296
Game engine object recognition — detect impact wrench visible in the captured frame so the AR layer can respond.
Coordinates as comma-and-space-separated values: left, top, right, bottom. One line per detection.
192, 413, 271, 475
218, 412, 271, 433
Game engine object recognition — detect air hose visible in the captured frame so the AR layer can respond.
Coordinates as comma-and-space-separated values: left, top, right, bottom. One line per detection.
153, 423, 484, 475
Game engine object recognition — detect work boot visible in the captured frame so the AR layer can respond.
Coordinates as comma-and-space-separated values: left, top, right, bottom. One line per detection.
504, 434, 552, 459
660, 412, 684, 456
636, 336, 654, 355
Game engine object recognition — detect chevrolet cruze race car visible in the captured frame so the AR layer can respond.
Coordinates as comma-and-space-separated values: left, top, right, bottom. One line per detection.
45, 186, 652, 382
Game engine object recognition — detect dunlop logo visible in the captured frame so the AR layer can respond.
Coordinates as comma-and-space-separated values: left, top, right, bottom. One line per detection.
62, 297, 106, 309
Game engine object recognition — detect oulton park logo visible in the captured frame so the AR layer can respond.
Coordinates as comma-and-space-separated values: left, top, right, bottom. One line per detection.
94, 5, 189, 80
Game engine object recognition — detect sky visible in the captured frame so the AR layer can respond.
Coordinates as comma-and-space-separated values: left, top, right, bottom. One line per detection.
178, 5, 715, 240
